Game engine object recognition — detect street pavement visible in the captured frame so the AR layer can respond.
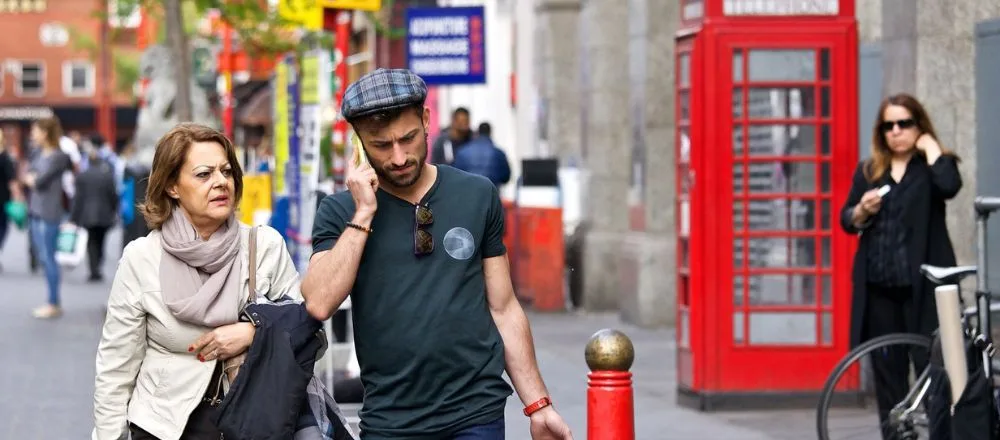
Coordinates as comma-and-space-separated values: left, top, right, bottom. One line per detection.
1, 226, 821, 439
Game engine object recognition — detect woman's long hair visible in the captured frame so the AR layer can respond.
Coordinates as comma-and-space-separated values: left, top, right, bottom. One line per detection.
865, 94, 958, 182
32, 117, 63, 149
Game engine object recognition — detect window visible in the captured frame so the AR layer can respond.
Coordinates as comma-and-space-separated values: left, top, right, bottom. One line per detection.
0, 0, 46, 13
16, 62, 44, 97
63, 61, 95, 97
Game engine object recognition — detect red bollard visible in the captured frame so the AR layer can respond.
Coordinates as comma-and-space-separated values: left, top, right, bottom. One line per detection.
585, 329, 636, 440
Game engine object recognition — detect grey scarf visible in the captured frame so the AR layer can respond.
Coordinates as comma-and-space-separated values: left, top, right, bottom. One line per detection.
159, 208, 242, 327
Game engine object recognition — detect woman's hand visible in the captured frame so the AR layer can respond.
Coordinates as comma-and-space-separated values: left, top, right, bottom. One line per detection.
858, 189, 882, 216
190, 322, 255, 362
21, 173, 35, 188
916, 133, 943, 164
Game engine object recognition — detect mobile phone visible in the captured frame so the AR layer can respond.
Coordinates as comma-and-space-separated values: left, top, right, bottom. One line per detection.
351, 133, 369, 167
877, 184, 891, 197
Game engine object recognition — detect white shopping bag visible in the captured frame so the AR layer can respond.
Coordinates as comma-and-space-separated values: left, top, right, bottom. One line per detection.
55, 224, 88, 268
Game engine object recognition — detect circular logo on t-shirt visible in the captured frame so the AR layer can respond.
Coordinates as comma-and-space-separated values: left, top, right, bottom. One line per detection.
443, 227, 476, 260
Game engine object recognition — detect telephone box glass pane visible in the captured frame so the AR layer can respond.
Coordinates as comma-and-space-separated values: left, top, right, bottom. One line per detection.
743, 237, 819, 268
734, 276, 745, 305
733, 88, 744, 118
679, 127, 691, 163
821, 312, 833, 345
744, 199, 819, 231
746, 274, 817, 305
820, 86, 831, 117
821, 275, 832, 305
821, 236, 832, 267
680, 308, 691, 348
749, 312, 817, 345
733, 49, 744, 82
734, 312, 745, 343
820, 161, 832, 192
745, 124, 816, 156
748, 87, 816, 119
748, 49, 816, 82
820, 199, 831, 229
820, 48, 831, 80
743, 161, 818, 193
679, 90, 690, 120
820, 124, 832, 155
733, 200, 742, 230
679, 53, 691, 87
733, 124, 744, 154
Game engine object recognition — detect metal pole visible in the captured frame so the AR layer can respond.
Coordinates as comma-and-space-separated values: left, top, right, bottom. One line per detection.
976, 215, 992, 378
222, 19, 234, 138
586, 329, 635, 440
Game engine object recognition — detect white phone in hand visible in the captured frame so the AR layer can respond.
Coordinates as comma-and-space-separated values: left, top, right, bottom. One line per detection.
877, 184, 891, 197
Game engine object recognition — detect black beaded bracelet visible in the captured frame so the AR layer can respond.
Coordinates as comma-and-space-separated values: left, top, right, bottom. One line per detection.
346, 222, 372, 233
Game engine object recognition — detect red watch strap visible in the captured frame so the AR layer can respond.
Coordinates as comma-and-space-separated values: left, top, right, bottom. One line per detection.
523, 397, 553, 417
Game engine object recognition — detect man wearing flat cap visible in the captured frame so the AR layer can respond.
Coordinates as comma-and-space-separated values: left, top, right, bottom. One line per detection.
302, 69, 573, 440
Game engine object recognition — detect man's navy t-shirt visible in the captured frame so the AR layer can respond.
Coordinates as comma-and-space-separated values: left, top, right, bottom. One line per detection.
312, 165, 513, 439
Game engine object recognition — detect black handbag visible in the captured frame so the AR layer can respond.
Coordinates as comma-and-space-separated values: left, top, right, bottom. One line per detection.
211, 227, 329, 440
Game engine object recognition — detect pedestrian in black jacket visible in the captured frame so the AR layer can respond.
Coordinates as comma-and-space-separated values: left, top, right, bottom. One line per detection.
840, 93, 962, 437
71, 141, 118, 281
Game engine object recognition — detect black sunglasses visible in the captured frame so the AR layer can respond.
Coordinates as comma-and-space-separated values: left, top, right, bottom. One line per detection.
880, 118, 917, 132
414, 204, 434, 256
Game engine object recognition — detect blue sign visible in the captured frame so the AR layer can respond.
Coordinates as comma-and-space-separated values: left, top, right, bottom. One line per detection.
405, 6, 486, 85
286, 54, 302, 267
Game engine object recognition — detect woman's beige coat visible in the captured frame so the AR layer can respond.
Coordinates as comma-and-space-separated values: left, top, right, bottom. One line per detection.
92, 224, 300, 440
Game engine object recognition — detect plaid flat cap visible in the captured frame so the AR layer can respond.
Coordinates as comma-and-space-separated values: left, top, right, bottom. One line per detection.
341, 68, 428, 120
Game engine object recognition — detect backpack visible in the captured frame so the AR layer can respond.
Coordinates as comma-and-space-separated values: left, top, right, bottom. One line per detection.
120, 177, 135, 226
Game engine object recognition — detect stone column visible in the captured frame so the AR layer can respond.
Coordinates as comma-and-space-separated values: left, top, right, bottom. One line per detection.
857, 0, 882, 43
881, 0, 917, 94
912, 1, 1000, 266
579, 0, 631, 311
618, 0, 678, 327
536, 0, 583, 162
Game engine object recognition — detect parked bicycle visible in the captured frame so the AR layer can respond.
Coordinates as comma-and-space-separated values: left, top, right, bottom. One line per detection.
816, 196, 1000, 440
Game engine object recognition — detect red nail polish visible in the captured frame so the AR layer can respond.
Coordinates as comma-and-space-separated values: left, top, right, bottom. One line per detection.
198, 355, 204, 362
188, 347, 193, 352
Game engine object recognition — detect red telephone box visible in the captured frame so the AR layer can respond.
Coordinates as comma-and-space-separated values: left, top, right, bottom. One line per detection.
675, 0, 859, 409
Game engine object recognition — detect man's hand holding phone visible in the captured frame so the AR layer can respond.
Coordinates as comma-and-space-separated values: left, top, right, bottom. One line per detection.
347, 134, 378, 216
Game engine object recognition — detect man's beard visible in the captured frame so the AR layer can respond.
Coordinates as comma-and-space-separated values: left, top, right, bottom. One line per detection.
371, 133, 429, 188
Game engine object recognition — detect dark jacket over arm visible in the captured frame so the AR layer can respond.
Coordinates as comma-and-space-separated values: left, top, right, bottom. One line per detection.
840, 162, 871, 234
928, 155, 962, 199
34, 152, 70, 190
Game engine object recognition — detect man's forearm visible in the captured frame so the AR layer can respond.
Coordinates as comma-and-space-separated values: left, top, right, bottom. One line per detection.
301, 211, 373, 320
493, 301, 549, 405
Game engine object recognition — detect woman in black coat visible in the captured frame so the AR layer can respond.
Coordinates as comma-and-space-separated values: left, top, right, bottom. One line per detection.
840, 93, 962, 435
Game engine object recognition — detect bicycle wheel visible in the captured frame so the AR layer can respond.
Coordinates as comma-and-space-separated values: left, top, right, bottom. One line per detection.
817, 333, 933, 440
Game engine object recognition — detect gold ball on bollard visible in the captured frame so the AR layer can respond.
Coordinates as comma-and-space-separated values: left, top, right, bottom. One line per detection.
584, 329, 635, 372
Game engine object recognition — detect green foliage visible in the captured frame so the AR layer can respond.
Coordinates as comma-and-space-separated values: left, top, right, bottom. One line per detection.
66, 26, 141, 97
71, 0, 404, 98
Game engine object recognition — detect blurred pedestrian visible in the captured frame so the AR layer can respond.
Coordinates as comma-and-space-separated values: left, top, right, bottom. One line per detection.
304, 69, 573, 440
452, 122, 512, 187
431, 107, 472, 165
92, 123, 300, 440
21, 117, 73, 319
840, 93, 961, 438
70, 140, 119, 282
118, 140, 151, 249
0, 130, 22, 272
